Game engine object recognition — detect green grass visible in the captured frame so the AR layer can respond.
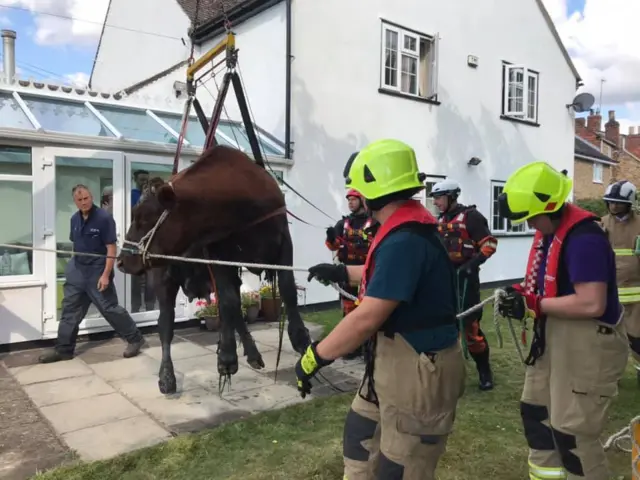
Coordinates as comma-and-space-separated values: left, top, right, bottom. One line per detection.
34, 291, 640, 480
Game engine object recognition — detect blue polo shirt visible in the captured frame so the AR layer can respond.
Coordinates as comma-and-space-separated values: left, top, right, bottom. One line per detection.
70, 205, 117, 269
365, 228, 459, 353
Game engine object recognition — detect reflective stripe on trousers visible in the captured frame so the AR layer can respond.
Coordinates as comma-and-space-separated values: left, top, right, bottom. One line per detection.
619, 286, 640, 304
613, 248, 635, 256
528, 461, 567, 479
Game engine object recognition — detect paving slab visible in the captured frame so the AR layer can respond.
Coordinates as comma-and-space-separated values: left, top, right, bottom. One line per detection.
111, 374, 202, 401
144, 341, 211, 361
239, 347, 300, 373
223, 382, 305, 412
24, 375, 116, 407
40, 392, 144, 434
88, 354, 161, 381
61, 415, 171, 462
9, 358, 93, 386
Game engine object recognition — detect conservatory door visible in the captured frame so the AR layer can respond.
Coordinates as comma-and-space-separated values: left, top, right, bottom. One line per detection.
41, 148, 126, 335
124, 153, 187, 323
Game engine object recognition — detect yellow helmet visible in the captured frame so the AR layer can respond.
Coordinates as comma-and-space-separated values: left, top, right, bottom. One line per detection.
498, 161, 573, 224
344, 139, 425, 200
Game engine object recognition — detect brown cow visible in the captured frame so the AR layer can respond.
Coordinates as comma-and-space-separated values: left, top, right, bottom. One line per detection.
117, 145, 311, 394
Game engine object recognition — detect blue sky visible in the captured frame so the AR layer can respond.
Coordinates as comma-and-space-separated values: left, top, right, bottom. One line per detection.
1, 0, 638, 130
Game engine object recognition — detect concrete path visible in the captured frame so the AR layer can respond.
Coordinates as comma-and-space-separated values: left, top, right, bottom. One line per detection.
0, 322, 364, 478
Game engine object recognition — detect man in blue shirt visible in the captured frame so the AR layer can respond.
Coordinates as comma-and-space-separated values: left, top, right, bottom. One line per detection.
39, 185, 145, 363
131, 169, 149, 207
295, 139, 466, 479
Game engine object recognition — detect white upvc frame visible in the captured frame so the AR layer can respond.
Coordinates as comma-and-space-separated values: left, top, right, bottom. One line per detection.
592, 162, 604, 184
490, 180, 534, 235
41, 147, 126, 336
379, 21, 439, 100
503, 64, 539, 123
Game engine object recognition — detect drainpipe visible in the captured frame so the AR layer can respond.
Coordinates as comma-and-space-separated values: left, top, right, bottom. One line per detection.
2, 29, 16, 84
284, 0, 292, 159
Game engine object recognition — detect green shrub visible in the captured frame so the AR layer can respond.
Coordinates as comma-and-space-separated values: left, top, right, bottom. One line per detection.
575, 198, 607, 217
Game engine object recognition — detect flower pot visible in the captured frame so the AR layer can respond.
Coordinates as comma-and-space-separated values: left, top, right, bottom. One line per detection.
201, 315, 220, 331
245, 305, 259, 324
261, 297, 282, 322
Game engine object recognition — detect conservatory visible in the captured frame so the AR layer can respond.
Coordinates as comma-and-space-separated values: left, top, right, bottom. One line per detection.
0, 80, 291, 346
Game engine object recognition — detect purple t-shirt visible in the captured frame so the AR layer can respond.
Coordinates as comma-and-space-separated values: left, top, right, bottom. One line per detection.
537, 233, 620, 325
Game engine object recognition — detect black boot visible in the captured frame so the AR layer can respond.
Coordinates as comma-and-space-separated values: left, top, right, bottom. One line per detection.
38, 349, 74, 364
471, 348, 494, 391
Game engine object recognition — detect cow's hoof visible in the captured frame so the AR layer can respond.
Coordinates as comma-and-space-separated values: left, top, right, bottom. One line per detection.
158, 364, 177, 395
247, 351, 265, 370
289, 325, 311, 355
217, 351, 239, 376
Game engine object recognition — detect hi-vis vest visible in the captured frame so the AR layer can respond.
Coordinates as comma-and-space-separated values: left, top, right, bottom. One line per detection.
437, 208, 477, 264
339, 216, 374, 264
602, 212, 640, 304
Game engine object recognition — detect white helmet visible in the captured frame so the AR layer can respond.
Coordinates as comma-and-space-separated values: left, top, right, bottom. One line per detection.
603, 180, 637, 204
428, 179, 461, 198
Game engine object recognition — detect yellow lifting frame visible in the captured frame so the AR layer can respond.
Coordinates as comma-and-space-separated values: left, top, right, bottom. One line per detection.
186, 31, 236, 82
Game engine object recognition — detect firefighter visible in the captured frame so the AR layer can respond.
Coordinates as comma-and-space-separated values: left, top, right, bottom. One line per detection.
601, 180, 640, 384
325, 179, 379, 359
297, 139, 466, 479
497, 162, 628, 480
428, 179, 498, 390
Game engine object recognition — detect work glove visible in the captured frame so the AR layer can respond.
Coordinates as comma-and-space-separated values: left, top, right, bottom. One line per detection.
498, 285, 542, 321
294, 342, 333, 398
326, 227, 337, 244
307, 263, 348, 286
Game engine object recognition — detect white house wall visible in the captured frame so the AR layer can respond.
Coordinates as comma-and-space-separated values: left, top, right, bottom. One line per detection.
90, 0, 192, 94
284, 0, 577, 304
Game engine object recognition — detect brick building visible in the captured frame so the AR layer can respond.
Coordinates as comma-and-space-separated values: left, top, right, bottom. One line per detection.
574, 110, 640, 200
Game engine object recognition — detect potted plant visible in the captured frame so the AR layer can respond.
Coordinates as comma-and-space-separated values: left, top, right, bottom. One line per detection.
241, 290, 260, 324
195, 297, 220, 331
259, 282, 282, 322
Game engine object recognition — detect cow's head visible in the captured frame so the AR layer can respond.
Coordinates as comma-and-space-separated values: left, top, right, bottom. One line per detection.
117, 177, 183, 275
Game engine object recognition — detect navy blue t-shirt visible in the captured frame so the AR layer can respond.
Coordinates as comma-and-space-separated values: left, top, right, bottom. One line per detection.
70, 205, 117, 269
364, 228, 459, 353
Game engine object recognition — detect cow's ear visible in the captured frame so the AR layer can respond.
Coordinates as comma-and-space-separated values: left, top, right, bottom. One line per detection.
156, 184, 177, 210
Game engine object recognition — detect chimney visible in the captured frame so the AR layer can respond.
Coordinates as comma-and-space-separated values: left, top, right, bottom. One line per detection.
587, 109, 601, 132
630, 127, 636, 135
604, 110, 620, 147
575, 118, 586, 129
1, 29, 16, 84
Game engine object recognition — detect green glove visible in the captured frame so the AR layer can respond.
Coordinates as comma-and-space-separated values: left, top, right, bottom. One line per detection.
294, 342, 333, 398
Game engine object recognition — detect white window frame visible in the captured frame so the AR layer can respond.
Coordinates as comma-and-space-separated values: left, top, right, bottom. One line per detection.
0, 146, 38, 284
423, 175, 446, 216
592, 162, 603, 184
490, 180, 534, 235
502, 64, 539, 123
380, 21, 439, 100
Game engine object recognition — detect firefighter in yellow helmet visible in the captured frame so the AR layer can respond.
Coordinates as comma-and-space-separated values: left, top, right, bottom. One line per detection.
296, 139, 466, 479
600, 180, 640, 385
496, 162, 628, 480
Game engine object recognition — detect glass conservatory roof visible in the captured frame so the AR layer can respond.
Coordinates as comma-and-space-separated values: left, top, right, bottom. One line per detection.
0, 89, 286, 157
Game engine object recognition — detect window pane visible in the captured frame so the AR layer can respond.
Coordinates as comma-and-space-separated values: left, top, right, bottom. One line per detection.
527, 75, 537, 119
153, 113, 208, 146
507, 68, 524, 113
0, 180, 33, 276
492, 185, 504, 231
0, 92, 35, 130
0, 145, 31, 175
403, 34, 417, 52
95, 105, 175, 143
55, 157, 114, 319
401, 55, 418, 94
384, 29, 398, 87
21, 94, 114, 137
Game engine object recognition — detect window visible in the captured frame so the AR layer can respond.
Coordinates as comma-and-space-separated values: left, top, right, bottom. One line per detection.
380, 21, 439, 100
593, 163, 603, 184
0, 146, 34, 278
604, 144, 612, 157
502, 64, 539, 123
490, 181, 533, 234
423, 175, 446, 217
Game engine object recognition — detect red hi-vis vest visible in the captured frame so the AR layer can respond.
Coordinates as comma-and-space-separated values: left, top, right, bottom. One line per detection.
358, 200, 438, 302
437, 208, 476, 264
340, 216, 375, 264
522, 203, 598, 298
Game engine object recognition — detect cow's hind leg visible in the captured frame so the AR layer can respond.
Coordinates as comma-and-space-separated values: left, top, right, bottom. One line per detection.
155, 268, 179, 394
214, 266, 264, 376
277, 230, 311, 354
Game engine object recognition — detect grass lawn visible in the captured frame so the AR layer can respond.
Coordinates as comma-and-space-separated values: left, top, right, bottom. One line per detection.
34, 291, 639, 480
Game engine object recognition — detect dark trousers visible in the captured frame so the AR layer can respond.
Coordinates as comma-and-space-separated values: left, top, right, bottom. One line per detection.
56, 262, 142, 354
131, 272, 156, 312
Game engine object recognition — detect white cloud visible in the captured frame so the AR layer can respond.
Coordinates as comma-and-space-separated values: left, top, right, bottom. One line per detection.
2, 0, 109, 47
64, 71, 89, 87
542, 0, 640, 106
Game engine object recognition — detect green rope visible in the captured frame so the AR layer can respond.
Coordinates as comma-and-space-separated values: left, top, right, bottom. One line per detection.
456, 271, 470, 360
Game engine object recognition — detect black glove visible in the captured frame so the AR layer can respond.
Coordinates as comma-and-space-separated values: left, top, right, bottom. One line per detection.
498, 286, 541, 321
307, 263, 348, 285
294, 342, 333, 398
326, 227, 337, 243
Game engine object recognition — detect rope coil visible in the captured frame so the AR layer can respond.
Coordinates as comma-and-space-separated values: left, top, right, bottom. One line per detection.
604, 415, 640, 478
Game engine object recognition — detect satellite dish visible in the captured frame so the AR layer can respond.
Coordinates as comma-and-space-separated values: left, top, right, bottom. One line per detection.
566, 92, 595, 113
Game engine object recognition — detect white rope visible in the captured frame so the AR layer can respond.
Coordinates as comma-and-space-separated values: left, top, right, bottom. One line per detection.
603, 415, 640, 479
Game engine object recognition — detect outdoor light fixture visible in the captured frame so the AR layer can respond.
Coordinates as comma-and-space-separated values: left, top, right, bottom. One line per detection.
468, 157, 482, 166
